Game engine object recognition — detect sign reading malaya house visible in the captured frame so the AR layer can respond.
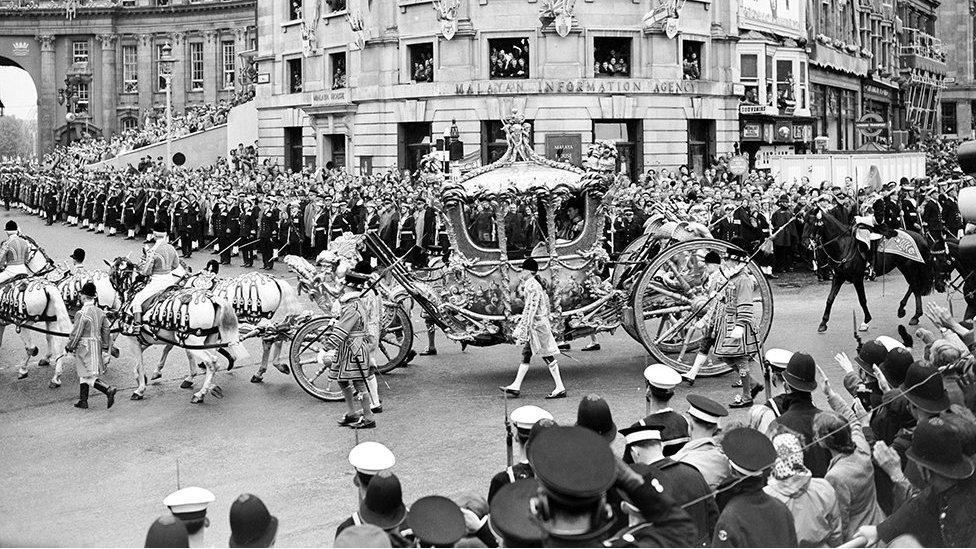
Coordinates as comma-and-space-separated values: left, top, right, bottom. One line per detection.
452, 79, 726, 96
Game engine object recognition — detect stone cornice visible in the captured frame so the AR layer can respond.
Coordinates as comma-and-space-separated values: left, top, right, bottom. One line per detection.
0, 0, 255, 20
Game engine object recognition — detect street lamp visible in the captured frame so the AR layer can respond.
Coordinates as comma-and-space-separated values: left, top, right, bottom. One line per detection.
158, 42, 177, 169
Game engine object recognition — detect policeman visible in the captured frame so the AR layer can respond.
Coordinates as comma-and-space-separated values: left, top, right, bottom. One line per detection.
488, 405, 553, 503
713, 428, 797, 547
745, 348, 792, 434
145, 513, 190, 548
673, 394, 731, 491
642, 364, 689, 456
489, 478, 545, 547
619, 421, 718, 546
163, 486, 216, 548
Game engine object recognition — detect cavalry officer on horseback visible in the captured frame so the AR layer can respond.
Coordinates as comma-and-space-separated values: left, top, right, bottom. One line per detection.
0, 220, 32, 286
65, 282, 118, 410
919, 184, 947, 254
129, 222, 183, 329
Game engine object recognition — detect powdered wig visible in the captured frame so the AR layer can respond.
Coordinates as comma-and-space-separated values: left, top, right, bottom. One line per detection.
813, 410, 856, 455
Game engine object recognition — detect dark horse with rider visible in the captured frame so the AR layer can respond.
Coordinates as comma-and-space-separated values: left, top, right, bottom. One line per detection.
801, 192, 975, 334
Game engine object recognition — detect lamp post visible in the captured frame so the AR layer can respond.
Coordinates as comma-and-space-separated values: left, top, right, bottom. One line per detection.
158, 42, 177, 169
57, 75, 82, 145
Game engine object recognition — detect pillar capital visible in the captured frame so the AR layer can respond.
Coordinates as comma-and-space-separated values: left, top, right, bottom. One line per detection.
171, 32, 186, 46
36, 34, 56, 52
203, 29, 218, 43
139, 33, 153, 47
97, 34, 117, 49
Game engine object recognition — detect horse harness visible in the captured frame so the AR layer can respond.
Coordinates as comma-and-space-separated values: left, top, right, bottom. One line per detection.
0, 275, 57, 324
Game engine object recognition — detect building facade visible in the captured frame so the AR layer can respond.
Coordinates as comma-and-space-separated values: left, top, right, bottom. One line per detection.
897, 0, 946, 137
936, 0, 975, 139
255, 0, 742, 178
0, 0, 256, 157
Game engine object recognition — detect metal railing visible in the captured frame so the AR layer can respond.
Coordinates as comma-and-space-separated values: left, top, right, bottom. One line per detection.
899, 27, 947, 63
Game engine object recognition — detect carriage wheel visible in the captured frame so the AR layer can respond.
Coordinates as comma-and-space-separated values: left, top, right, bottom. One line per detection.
288, 316, 344, 401
630, 239, 774, 376
375, 303, 414, 374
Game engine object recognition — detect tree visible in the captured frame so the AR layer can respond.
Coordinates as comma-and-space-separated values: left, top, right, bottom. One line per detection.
0, 115, 36, 160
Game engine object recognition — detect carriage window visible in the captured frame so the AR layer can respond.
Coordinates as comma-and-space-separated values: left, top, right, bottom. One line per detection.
465, 202, 500, 249
555, 195, 587, 243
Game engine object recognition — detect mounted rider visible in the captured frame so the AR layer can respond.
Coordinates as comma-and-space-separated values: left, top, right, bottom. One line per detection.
919, 183, 947, 253
0, 220, 33, 286
130, 222, 184, 328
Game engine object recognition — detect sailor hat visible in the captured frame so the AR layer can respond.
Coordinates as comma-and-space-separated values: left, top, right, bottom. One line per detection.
643, 364, 681, 390
348, 441, 396, 476
163, 486, 215, 521
764, 348, 793, 371
510, 405, 553, 434
875, 335, 906, 352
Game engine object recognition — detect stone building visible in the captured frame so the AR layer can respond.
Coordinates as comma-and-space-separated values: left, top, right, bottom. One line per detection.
936, 0, 975, 139
897, 0, 947, 137
0, 0, 256, 157
254, 0, 743, 178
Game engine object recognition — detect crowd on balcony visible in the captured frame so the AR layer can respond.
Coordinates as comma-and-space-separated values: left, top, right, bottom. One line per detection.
488, 39, 530, 79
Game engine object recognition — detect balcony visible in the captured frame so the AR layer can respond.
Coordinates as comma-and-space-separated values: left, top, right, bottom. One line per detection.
899, 27, 948, 76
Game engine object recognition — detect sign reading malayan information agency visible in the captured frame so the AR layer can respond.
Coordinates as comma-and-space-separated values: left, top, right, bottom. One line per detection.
452, 79, 719, 96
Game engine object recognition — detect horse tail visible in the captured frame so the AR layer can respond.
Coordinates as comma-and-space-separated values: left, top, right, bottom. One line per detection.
214, 297, 248, 360
271, 279, 301, 321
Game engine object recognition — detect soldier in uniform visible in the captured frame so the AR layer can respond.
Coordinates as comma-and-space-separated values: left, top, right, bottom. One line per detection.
173, 198, 193, 259
641, 364, 689, 457
899, 182, 921, 232
240, 197, 260, 268
221, 197, 241, 266
210, 196, 225, 256
142, 191, 159, 239
259, 197, 280, 270
488, 405, 553, 503
619, 421, 718, 546
163, 486, 216, 549
43, 183, 57, 225
65, 282, 118, 410
673, 394, 731, 491
122, 188, 138, 239
336, 471, 411, 546
941, 184, 962, 239
312, 196, 331, 257
873, 184, 901, 237
919, 184, 945, 253
105, 187, 121, 236
93, 186, 107, 233
712, 428, 798, 547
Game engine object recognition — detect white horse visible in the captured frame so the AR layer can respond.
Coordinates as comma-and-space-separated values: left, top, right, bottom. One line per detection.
108, 257, 246, 403
151, 270, 302, 387
0, 242, 73, 381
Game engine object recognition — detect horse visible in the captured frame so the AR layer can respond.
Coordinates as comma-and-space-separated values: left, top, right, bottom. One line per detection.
108, 257, 246, 403
802, 210, 946, 333
0, 239, 74, 381
44, 265, 125, 387
150, 270, 301, 387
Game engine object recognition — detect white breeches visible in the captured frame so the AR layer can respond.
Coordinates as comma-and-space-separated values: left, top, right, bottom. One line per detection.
131, 273, 178, 314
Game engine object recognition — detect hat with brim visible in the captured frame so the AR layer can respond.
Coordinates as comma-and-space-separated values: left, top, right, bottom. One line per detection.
764, 348, 793, 371
906, 419, 976, 480
783, 352, 817, 392
358, 492, 407, 531
229, 513, 278, 548
900, 363, 950, 414
489, 478, 543, 547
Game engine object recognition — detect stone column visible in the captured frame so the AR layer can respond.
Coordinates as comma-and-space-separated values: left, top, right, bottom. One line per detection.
171, 32, 186, 112
203, 30, 218, 104
37, 34, 57, 156
137, 33, 153, 115
234, 27, 248, 93
98, 34, 118, 138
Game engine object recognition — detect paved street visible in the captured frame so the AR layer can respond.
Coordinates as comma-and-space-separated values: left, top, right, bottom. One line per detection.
0, 211, 953, 547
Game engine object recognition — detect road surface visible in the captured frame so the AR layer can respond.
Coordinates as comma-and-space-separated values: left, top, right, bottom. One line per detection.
0, 209, 951, 546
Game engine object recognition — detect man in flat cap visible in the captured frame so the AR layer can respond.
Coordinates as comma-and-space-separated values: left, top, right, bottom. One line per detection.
713, 427, 797, 547
619, 421, 717, 545
673, 394, 731, 491
163, 486, 215, 548
488, 405, 553, 503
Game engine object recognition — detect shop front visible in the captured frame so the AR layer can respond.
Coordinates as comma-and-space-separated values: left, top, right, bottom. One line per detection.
739, 112, 814, 169
810, 68, 861, 151
860, 81, 900, 145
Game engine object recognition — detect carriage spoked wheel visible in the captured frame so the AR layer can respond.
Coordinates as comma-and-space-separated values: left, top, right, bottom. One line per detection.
288, 304, 415, 401
289, 316, 344, 401
630, 239, 773, 376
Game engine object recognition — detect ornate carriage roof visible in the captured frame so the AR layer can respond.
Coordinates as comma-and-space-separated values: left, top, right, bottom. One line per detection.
441, 110, 616, 204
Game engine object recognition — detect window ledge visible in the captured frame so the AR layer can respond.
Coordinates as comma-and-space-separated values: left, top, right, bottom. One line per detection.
281, 20, 302, 29
322, 10, 348, 23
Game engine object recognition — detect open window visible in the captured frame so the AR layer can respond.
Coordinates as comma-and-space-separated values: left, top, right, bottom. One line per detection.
287, 58, 303, 93
325, 0, 346, 13
740, 54, 759, 105
594, 37, 631, 77
399, 122, 432, 173
288, 0, 303, 21
409, 43, 434, 83
330, 52, 347, 89
682, 40, 703, 80
488, 38, 530, 79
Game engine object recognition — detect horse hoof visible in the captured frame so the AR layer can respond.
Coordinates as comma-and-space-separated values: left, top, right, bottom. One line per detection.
909, 317, 920, 326
858, 323, 869, 332
250, 375, 264, 383
27, 346, 38, 357
130, 393, 144, 401
17, 372, 28, 380
818, 324, 828, 333
897, 309, 906, 319
273, 363, 290, 374
150, 372, 162, 381
190, 394, 204, 404
48, 381, 60, 389
38, 359, 49, 367
180, 380, 194, 389
211, 386, 224, 399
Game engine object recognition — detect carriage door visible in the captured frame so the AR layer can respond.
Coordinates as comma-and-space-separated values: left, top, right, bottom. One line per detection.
687, 120, 715, 175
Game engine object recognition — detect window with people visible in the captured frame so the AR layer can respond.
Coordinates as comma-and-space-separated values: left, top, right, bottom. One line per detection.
682, 40, 702, 80
288, 0, 302, 21
409, 43, 434, 83
330, 52, 347, 90
593, 37, 631, 77
488, 38, 530, 79
325, 0, 346, 12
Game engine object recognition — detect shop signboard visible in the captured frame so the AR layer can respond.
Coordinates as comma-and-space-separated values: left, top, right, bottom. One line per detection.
741, 123, 762, 141
545, 134, 583, 165
855, 113, 886, 137
729, 155, 750, 176
738, 0, 804, 38
774, 121, 793, 143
